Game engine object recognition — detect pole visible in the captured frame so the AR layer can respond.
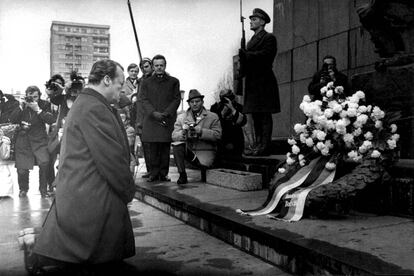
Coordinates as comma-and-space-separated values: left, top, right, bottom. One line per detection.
127, 0, 142, 61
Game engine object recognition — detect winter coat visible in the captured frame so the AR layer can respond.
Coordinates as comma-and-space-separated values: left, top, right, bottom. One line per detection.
140, 74, 181, 142
14, 100, 54, 169
34, 88, 136, 264
0, 94, 20, 124
172, 108, 222, 167
241, 30, 280, 113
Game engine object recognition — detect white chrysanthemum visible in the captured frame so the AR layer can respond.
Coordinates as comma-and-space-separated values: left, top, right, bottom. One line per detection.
358, 105, 368, 113
327, 82, 334, 89
362, 140, 372, 149
347, 107, 358, 117
320, 86, 328, 94
287, 138, 296, 145
353, 121, 363, 129
367, 105, 372, 112
325, 162, 336, 170
364, 131, 373, 140
371, 150, 381, 158
278, 168, 286, 174
371, 106, 385, 120
391, 134, 400, 141
298, 154, 304, 160
339, 110, 348, 118
316, 130, 327, 141
299, 159, 306, 167
333, 103, 342, 113
353, 128, 362, 137
287, 157, 296, 165
355, 91, 365, 100
334, 86, 344, 94
306, 118, 312, 126
348, 150, 358, 159
375, 120, 383, 129
314, 100, 323, 107
316, 142, 325, 151
349, 96, 360, 104
300, 133, 307, 143
294, 123, 306, 134
305, 138, 314, 147
292, 145, 300, 154
303, 95, 311, 103
299, 102, 306, 111
387, 139, 397, 149
326, 90, 333, 97
324, 108, 334, 118
356, 114, 369, 124
326, 120, 335, 130
321, 147, 330, 156
359, 145, 368, 154
325, 140, 334, 149
390, 124, 398, 133
343, 133, 354, 143
286, 152, 291, 158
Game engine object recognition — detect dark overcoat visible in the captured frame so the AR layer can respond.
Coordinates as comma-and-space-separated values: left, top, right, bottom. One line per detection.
242, 30, 280, 114
14, 100, 54, 169
140, 74, 181, 142
34, 88, 136, 264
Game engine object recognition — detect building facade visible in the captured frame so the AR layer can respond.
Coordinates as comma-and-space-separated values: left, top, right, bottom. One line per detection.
50, 21, 110, 81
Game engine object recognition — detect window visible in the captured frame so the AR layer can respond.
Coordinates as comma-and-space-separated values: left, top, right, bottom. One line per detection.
81, 37, 88, 42
65, 63, 73, 70
81, 28, 87, 33
66, 27, 71, 32
75, 55, 82, 60
58, 26, 65, 31
74, 46, 81, 52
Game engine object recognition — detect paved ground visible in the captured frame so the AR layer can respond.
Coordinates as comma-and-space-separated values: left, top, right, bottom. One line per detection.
136, 166, 414, 274
0, 164, 289, 276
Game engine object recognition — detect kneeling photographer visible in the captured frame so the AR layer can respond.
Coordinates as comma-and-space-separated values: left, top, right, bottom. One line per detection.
15, 86, 54, 198
172, 89, 222, 184
210, 89, 247, 160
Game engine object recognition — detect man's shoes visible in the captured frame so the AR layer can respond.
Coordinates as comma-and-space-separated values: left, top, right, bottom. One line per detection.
147, 175, 158, 182
177, 172, 188, 185
159, 175, 171, 182
19, 191, 27, 198
41, 192, 51, 198
142, 172, 151, 178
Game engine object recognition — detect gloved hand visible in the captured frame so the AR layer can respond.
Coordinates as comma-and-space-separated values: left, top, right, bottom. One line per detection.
153, 111, 164, 121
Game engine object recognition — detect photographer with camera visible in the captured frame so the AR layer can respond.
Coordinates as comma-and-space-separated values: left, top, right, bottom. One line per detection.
45, 72, 84, 192
308, 55, 350, 100
15, 86, 54, 198
172, 89, 222, 184
210, 89, 247, 160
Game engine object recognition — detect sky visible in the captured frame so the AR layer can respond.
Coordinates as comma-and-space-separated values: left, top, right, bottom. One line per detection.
0, 0, 273, 108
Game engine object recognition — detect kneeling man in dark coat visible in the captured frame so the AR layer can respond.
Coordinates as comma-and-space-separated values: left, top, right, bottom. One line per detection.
34, 60, 136, 268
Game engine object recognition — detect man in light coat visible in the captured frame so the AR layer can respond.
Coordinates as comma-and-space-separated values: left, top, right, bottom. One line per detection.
172, 89, 222, 184
34, 59, 136, 270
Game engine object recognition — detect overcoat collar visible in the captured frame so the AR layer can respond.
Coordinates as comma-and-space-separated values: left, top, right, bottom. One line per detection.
184, 107, 208, 125
247, 29, 267, 50
82, 87, 113, 111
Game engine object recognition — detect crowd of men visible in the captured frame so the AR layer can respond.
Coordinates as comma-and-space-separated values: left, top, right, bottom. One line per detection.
0, 7, 351, 273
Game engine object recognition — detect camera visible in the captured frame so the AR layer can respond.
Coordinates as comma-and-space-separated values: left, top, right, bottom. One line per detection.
186, 123, 198, 139
67, 71, 84, 96
24, 95, 34, 103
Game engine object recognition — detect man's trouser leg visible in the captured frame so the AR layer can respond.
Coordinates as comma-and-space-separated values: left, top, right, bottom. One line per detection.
142, 142, 152, 173
38, 163, 49, 194
262, 113, 273, 152
158, 142, 171, 178
173, 144, 187, 173
148, 142, 160, 178
17, 169, 29, 192
252, 113, 263, 149
47, 153, 57, 190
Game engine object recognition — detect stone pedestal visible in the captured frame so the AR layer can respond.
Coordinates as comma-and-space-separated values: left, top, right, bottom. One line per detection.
206, 168, 262, 191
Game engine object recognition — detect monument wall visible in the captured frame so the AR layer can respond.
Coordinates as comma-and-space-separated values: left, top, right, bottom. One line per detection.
271, 0, 377, 139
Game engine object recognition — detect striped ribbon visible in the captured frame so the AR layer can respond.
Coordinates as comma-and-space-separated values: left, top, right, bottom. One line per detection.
267, 168, 336, 222
236, 157, 320, 216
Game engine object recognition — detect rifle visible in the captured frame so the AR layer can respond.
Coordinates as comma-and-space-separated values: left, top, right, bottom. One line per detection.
235, 0, 246, 96
127, 0, 142, 61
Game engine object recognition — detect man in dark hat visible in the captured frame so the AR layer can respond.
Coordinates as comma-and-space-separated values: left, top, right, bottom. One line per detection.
172, 89, 222, 184
140, 54, 181, 182
239, 8, 280, 156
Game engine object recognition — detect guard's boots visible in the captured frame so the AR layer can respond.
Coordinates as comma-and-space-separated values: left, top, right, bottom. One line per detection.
177, 172, 188, 185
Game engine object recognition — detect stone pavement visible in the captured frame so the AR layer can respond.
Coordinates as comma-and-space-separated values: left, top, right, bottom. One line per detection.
135, 166, 414, 275
0, 183, 289, 275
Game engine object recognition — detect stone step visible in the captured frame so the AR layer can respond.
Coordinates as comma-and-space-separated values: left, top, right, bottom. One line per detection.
135, 177, 414, 276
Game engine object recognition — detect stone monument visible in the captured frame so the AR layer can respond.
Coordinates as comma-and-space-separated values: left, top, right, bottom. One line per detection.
353, 0, 414, 158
